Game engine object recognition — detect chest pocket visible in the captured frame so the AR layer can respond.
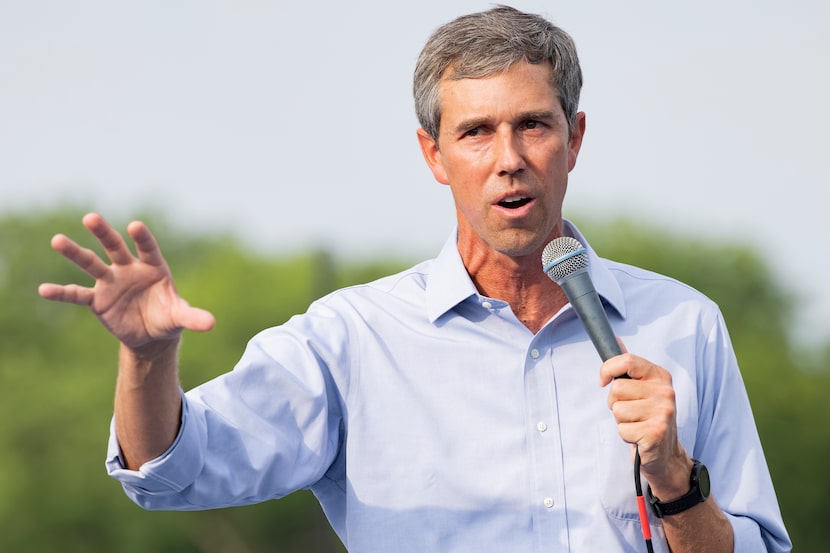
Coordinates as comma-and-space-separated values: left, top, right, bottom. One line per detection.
596, 421, 670, 552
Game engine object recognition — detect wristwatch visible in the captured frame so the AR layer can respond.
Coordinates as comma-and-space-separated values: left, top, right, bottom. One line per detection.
646, 459, 710, 518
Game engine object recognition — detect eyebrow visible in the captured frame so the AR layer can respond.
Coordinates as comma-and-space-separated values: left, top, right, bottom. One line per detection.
450, 110, 559, 135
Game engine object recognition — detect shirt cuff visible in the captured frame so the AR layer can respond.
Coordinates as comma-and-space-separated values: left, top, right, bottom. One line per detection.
727, 511, 782, 553
105, 388, 205, 498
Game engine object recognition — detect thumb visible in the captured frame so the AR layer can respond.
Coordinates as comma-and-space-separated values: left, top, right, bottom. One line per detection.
176, 303, 216, 333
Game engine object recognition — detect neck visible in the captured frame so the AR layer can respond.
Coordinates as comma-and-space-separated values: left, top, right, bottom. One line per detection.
460, 242, 568, 334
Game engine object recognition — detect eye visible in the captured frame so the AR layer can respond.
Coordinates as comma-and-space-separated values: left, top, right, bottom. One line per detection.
522, 120, 541, 130
463, 127, 481, 138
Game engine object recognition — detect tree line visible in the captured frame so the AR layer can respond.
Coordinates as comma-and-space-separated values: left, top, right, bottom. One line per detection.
1, 209, 825, 551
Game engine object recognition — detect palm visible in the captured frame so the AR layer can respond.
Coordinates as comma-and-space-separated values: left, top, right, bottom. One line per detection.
90, 260, 185, 347
39, 213, 215, 348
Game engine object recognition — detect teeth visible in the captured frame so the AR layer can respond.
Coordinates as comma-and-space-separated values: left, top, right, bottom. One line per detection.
498, 195, 532, 209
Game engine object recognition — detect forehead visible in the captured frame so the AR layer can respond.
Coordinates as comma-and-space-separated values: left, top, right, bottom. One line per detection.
437, 61, 561, 121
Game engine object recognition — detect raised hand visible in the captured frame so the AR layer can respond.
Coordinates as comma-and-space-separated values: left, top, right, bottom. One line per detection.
39, 213, 215, 349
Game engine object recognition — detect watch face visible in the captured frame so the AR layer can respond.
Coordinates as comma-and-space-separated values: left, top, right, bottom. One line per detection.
697, 463, 711, 498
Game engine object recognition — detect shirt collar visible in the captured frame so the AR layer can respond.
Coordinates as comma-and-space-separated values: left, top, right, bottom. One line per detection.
425, 220, 627, 323
564, 221, 627, 320
426, 230, 479, 323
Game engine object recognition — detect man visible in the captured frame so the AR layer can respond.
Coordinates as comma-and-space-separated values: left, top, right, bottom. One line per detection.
39, 6, 790, 552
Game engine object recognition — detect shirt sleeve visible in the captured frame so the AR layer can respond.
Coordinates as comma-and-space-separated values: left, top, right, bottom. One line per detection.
105, 301, 349, 511
694, 311, 792, 552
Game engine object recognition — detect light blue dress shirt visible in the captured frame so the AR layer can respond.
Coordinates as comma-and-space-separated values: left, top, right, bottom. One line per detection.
107, 221, 791, 552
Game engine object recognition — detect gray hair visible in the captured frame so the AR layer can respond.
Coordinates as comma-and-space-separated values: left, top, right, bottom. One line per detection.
413, 5, 583, 142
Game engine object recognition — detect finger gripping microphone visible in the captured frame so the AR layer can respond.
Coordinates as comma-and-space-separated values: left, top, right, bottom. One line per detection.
541, 236, 622, 362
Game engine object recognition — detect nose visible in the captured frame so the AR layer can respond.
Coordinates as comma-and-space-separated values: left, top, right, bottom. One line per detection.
495, 129, 526, 177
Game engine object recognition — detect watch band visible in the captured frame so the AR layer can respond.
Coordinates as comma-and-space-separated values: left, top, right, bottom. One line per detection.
646, 459, 710, 518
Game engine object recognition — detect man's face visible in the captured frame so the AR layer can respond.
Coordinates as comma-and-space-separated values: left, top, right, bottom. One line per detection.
418, 60, 585, 260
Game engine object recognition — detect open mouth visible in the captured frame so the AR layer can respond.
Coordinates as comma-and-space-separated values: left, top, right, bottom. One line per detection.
498, 195, 532, 209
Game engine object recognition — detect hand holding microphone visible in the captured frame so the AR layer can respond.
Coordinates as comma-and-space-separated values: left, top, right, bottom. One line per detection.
541, 236, 687, 470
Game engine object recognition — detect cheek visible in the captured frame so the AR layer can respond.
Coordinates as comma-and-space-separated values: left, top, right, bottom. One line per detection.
544, 149, 574, 185
443, 154, 490, 193
448, 180, 490, 226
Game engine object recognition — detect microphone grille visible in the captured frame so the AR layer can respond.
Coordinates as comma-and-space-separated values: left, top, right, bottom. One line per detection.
541, 236, 589, 283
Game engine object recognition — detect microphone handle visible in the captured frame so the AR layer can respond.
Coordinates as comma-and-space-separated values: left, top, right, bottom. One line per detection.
560, 271, 622, 362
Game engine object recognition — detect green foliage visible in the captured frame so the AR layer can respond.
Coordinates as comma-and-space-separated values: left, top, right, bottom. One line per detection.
1, 208, 825, 551
1, 209, 346, 552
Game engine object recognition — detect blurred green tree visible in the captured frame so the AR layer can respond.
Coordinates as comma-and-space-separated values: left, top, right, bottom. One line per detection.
1, 209, 824, 551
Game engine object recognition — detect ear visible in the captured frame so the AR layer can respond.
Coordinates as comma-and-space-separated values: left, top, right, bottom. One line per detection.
416, 128, 450, 185
567, 111, 587, 172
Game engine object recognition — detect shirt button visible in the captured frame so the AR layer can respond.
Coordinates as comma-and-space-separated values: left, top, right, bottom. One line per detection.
543, 497, 554, 508
481, 301, 493, 309
530, 349, 540, 359
536, 421, 548, 432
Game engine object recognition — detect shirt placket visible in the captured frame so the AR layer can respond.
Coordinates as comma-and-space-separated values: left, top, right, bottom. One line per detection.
525, 335, 569, 550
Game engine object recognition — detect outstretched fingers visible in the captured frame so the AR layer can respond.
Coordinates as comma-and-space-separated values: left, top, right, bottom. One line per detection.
38, 282, 95, 306
82, 212, 135, 266
40, 212, 217, 345
50, 233, 111, 281
127, 220, 166, 266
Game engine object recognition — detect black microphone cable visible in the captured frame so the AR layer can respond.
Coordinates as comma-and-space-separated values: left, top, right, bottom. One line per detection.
634, 442, 655, 552
614, 371, 654, 552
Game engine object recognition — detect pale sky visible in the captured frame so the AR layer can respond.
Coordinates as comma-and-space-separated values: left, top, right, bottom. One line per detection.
2, 0, 828, 343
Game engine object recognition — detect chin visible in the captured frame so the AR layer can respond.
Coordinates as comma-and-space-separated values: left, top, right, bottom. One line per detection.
492, 234, 548, 259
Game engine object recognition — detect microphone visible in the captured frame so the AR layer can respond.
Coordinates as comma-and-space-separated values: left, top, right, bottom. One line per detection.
541, 236, 621, 362
543, 237, 655, 552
